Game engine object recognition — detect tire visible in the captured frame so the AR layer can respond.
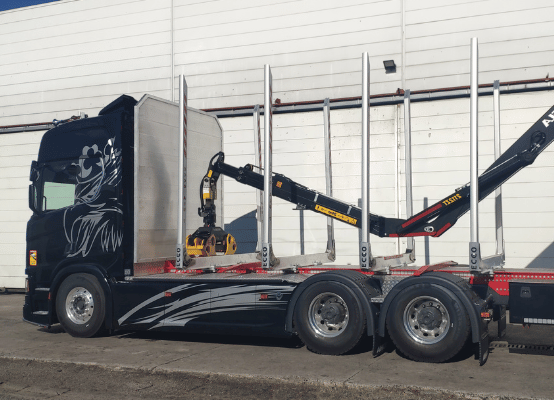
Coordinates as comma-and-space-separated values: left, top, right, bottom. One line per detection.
294, 281, 366, 355
55, 273, 106, 338
386, 283, 470, 363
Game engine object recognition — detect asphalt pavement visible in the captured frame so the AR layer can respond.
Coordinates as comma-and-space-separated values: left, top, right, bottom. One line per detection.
1, 293, 554, 399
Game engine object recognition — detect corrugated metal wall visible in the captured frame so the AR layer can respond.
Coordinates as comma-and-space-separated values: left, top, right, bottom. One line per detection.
0, 131, 43, 288
3, 0, 553, 122
404, 0, 554, 89
1, 0, 554, 287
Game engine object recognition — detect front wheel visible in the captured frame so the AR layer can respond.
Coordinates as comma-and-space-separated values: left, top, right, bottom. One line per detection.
294, 281, 366, 355
55, 273, 106, 338
386, 284, 470, 362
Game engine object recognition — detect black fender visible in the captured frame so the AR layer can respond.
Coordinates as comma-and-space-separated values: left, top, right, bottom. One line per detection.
377, 272, 487, 345
49, 264, 114, 329
285, 270, 380, 336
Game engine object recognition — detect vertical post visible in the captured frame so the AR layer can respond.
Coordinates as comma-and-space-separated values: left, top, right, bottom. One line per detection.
493, 80, 504, 256
170, 0, 174, 102
176, 74, 189, 268
360, 52, 372, 270
423, 197, 430, 265
261, 65, 274, 269
469, 37, 482, 272
323, 98, 335, 255
299, 209, 305, 255
394, 104, 401, 254
253, 105, 263, 252
404, 89, 415, 256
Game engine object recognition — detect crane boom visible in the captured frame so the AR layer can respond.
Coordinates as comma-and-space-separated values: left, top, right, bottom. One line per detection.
192, 103, 554, 246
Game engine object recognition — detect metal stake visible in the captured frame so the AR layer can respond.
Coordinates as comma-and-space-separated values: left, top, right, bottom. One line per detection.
360, 52, 372, 269
469, 37, 482, 272
253, 105, 263, 252
176, 74, 190, 268
323, 98, 336, 255
493, 80, 505, 258
404, 90, 415, 256
262, 65, 276, 269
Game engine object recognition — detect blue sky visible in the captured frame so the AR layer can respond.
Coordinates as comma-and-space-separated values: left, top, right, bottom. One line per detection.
0, 0, 59, 12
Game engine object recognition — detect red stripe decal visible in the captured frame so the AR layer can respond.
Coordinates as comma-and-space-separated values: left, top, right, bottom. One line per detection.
433, 223, 452, 237
414, 261, 457, 277
390, 232, 435, 238
401, 203, 442, 228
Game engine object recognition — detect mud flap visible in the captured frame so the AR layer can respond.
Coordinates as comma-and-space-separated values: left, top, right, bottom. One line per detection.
496, 305, 507, 339
478, 331, 490, 366
372, 332, 388, 358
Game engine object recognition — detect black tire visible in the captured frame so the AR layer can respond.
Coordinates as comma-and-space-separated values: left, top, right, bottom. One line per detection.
55, 273, 106, 338
294, 281, 366, 355
386, 283, 470, 363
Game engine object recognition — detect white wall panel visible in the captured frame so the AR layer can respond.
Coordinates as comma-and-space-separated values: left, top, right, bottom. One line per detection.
0, 0, 173, 126
0, 131, 43, 288
404, 0, 554, 91
0, 21, 169, 57
175, 41, 399, 83
1, 0, 553, 118
175, 8, 398, 46
172, 0, 401, 108
174, 0, 395, 30
0, 0, 403, 120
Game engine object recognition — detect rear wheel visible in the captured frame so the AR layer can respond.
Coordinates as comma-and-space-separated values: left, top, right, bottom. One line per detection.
386, 284, 470, 362
294, 281, 365, 355
55, 273, 106, 338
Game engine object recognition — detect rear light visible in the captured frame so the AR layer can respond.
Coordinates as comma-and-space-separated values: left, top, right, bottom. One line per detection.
480, 311, 492, 321
25, 278, 29, 293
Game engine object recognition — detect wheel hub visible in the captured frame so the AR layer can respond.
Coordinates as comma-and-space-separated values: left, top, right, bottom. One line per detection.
65, 287, 94, 325
417, 307, 442, 330
320, 300, 346, 325
403, 296, 450, 345
308, 292, 349, 338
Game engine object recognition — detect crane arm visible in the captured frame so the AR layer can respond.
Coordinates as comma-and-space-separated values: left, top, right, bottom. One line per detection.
198, 103, 554, 239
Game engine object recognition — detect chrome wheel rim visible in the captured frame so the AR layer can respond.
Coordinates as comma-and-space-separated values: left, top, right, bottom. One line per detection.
403, 296, 450, 344
65, 287, 94, 325
308, 292, 349, 338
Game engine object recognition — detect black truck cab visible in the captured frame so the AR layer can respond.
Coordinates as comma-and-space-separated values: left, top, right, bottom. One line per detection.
24, 95, 136, 326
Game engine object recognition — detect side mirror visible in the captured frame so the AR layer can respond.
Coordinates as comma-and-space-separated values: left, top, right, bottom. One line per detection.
30, 161, 38, 181
28, 184, 38, 214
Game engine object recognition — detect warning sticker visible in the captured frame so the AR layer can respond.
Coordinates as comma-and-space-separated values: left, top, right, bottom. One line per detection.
315, 205, 357, 225
29, 250, 37, 266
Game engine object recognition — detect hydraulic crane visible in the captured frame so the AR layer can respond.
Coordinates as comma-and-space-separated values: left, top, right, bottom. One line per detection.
186, 105, 554, 255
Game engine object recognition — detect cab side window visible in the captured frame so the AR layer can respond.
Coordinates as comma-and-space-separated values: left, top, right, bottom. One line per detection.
41, 161, 80, 212
43, 181, 76, 211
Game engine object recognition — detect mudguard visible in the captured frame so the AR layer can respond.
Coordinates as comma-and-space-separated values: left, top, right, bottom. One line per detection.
285, 270, 380, 337
376, 272, 490, 364
49, 264, 113, 329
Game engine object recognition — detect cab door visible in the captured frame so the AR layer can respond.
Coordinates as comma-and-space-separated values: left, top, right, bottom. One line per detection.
27, 159, 82, 284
